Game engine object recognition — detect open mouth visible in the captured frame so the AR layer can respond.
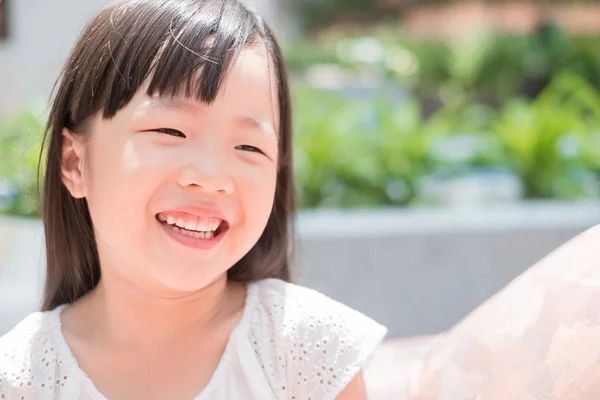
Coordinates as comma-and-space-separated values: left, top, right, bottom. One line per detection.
155, 212, 229, 240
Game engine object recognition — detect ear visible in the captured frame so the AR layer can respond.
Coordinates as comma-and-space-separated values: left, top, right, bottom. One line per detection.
61, 129, 87, 199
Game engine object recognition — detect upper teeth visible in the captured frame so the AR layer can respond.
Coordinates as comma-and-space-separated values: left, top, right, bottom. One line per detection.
159, 214, 221, 232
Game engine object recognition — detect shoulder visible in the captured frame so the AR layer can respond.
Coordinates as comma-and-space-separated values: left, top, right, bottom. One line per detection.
251, 278, 387, 341
0, 307, 64, 397
247, 279, 388, 400
0, 309, 59, 360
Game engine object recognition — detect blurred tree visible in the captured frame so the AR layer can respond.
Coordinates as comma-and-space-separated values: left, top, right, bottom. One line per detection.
292, 0, 597, 33
395, 0, 595, 3
0, 0, 7, 38
291, 0, 402, 31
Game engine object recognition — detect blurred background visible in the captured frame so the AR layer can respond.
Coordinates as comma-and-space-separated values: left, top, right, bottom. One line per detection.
2, 0, 600, 351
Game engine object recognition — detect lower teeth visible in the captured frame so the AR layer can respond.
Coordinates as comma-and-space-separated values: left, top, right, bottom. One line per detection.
171, 225, 214, 239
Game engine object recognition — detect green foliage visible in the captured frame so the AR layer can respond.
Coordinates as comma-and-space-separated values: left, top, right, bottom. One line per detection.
293, 83, 456, 208
284, 28, 600, 105
291, 0, 400, 31
282, 40, 340, 72
489, 73, 600, 199
293, 72, 600, 208
0, 109, 46, 217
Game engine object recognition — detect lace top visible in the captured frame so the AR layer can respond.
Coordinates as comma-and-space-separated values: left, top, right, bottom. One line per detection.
0, 278, 387, 399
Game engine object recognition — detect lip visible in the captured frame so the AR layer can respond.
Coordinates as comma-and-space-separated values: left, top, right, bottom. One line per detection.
158, 205, 229, 222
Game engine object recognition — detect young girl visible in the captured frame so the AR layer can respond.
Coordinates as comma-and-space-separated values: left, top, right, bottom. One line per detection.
0, 0, 387, 399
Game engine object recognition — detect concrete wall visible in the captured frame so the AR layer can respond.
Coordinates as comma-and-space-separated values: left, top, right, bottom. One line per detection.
2, 201, 599, 337
294, 202, 600, 337
0, 0, 110, 114
0, 0, 284, 115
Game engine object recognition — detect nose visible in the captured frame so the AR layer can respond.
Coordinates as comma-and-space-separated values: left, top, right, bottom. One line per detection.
175, 151, 234, 195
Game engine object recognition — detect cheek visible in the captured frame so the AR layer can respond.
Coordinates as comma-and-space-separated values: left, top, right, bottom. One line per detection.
237, 164, 277, 232
84, 138, 169, 239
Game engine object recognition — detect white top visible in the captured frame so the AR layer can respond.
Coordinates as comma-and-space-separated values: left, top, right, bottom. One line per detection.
0, 278, 387, 399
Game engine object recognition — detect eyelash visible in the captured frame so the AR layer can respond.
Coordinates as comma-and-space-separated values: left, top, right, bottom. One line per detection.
153, 129, 265, 155
155, 128, 186, 138
235, 144, 264, 154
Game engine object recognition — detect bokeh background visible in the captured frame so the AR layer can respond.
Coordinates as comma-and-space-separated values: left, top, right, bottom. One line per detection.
2, 0, 600, 351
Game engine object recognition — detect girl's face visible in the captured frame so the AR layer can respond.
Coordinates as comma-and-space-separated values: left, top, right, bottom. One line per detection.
66, 45, 279, 293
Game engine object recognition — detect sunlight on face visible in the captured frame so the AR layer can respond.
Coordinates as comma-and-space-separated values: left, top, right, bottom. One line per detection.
81, 44, 280, 294
121, 140, 143, 171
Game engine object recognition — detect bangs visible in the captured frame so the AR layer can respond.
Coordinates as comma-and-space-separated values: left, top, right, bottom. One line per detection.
66, 0, 264, 125
147, 0, 259, 102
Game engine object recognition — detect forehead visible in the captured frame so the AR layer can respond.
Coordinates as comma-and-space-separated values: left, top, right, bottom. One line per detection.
131, 44, 280, 129
211, 44, 279, 117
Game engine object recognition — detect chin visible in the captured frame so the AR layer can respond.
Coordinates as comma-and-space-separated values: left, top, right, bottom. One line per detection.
152, 262, 227, 293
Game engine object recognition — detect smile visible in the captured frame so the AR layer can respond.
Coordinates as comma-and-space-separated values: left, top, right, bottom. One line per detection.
155, 211, 230, 249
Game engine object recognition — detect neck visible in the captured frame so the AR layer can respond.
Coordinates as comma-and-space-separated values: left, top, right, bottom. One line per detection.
75, 270, 233, 346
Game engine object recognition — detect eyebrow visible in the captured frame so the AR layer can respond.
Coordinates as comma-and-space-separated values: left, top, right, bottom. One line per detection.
236, 115, 277, 140
140, 96, 277, 139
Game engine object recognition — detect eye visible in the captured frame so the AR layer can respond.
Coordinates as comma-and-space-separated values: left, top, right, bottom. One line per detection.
154, 128, 186, 138
235, 144, 264, 154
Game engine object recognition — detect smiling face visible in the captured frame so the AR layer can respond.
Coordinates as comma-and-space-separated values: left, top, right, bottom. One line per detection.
62, 44, 280, 293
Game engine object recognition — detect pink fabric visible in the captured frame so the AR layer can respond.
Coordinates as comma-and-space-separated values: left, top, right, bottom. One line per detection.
409, 225, 600, 399
366, 336, 439, 399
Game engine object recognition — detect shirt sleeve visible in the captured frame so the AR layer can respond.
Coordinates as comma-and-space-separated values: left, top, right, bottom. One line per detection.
249, 279, 388, 400
0, 313, 49, 399
0, 310, 77, 400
